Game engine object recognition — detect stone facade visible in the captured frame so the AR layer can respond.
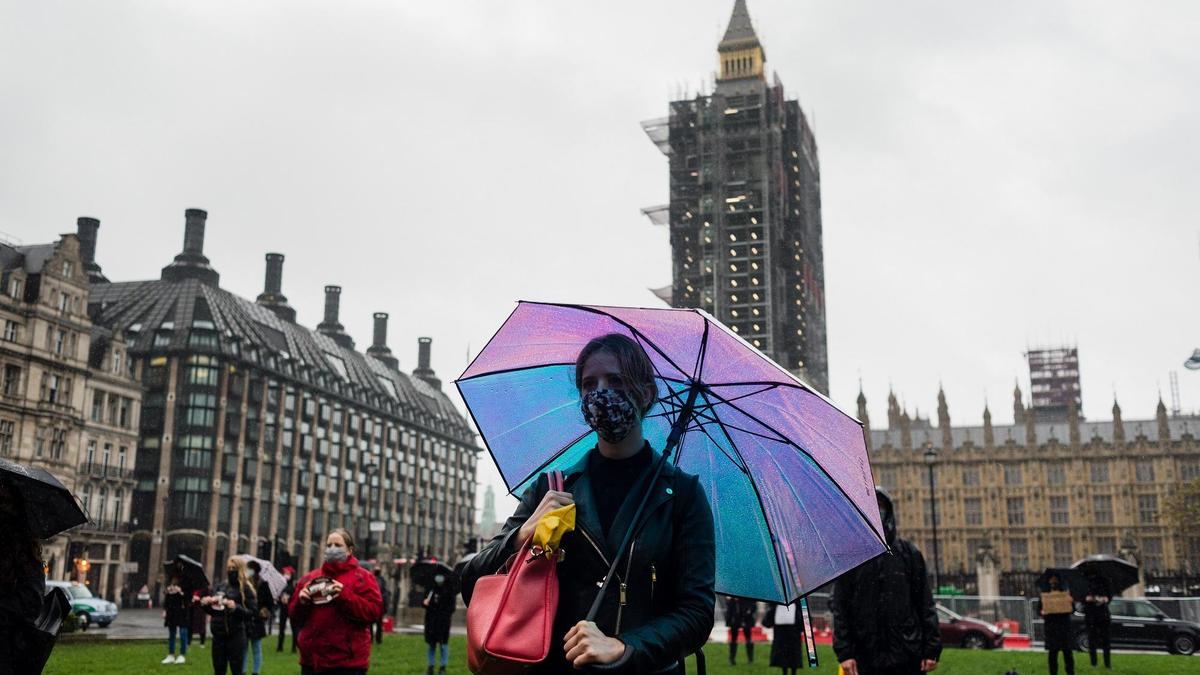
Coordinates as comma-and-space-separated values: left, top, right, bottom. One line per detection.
861, 385, 1200, 579
0, 228, 142, 600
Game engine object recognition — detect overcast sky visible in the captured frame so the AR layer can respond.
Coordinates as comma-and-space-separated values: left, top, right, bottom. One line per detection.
3, 1, 1198, 514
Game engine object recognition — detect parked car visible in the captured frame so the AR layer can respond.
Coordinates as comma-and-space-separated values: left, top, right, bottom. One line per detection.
936, 603, 1005, 649
46, 580, 119, 628
1072, 598, 1199, 655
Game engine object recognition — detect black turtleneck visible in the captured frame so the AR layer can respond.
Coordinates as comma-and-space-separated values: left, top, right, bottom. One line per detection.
588, 441, 652, 538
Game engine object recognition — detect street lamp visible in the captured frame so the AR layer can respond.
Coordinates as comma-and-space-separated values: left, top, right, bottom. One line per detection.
923, 442, 941, 593
364, 459, 379, 562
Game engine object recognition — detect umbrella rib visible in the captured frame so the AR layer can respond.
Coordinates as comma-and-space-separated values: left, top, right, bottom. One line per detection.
505, 427, 596, 495
571, 304, 693, 380
692, 419, 750, 472
702, 389, 889, 551
692, 317, 710, 381
455, 361, 576, 384
692, 407, 787, 445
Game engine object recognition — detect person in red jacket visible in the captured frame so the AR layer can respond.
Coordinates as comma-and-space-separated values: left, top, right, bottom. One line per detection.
289, 528, 383, 675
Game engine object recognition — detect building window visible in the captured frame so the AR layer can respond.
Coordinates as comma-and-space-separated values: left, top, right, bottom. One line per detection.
1143, 537, 1163, 571
91, 391, 105, 422
97, 486, 108, 526
187, 365, 219, 387
1138, 494, 1158, 524
51, 428, 66, 459
101, 443, 111, 467
118, 446, 127, 470
62, 260, 74, 277
964, 497, 983, 525
8, 278, 22, 299
1052, 537, 1073, 567
1006, 497, 1025, 526
1093, 495, 1114, 524
0, 420, 13, 455
81, 483, 92, 518
879, 468, 896, 490
1181, 460, 1200, 481
86, 440, 96, 467
2, 365, 18, 397
117, 397, 131, 428
1095, 537, 1117, 554
1090, 461, 1109, 483
1135, 460, 1155, 483
1009, 538, 1029, 570
57, 292, 70, 313
923, 498, 939, 527
54, 329, 67, 355
1050, 496, 1070, 525
1046, 463, 1066, 486
3, 321, 18, 342
113, 488, 124, 524
962, 467, 980, 486
1004, 465, 1023, 486
34, 426, 46, 457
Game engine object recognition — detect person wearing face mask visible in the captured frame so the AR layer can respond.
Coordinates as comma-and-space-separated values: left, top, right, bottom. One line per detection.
242, 560, 274, 675
422, 573, 455, 675
461, 333, 716, 673
1038, 575, 1075, 675
0, 478, 45, 675
200, 557, 258, 675
831, 488, 941, 675
288, 529, 383, 675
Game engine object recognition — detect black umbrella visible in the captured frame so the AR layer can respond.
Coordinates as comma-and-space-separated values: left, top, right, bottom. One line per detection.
1036, 567, 1088, 601
0, 458, 87, 539
164, 554, 210, 592
411, 559, 456, 592
1072, 554, 1139, 595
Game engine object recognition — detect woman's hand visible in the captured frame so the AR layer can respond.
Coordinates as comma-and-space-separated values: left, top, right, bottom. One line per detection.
224, 598, 236, 610
327, 581, 344, 599
564, 620, 625, 667
518, 488, 574, 543
298, 586, 312, 604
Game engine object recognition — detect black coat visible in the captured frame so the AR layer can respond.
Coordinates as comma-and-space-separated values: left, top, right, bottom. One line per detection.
163, 589, 190, 628
724, 597, 757, 630
461, 448, 716, 674
203, 581, 258, 640
247, 579, 274, 640
831, 538, 941, 671
1083, 576, 1113, 626
423, 585, 455, 644
0, 558, 46, 673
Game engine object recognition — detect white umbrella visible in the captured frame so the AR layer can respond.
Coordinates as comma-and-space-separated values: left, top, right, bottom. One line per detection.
235, 554, 286, 600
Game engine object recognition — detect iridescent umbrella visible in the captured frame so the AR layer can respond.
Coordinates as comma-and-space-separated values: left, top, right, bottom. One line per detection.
456, 302, 885, 604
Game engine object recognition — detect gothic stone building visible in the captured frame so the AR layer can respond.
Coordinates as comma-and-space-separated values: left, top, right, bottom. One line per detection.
0, 226, 142, 600
77, 208, 477, 588
860, 385, 1200, 586
643, 0, 829, 393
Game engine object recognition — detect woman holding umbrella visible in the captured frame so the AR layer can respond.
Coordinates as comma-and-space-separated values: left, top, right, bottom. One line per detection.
0, 477, 46, 675
461, 333, 717, 672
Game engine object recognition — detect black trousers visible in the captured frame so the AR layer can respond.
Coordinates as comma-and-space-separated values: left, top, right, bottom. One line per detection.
373, 619, 383, 644
212, 634, 247, 675
1048, 648, 1075, 675
1087, 622, 1111, 667
728, 624, 753, 662
276, 611, 296, 652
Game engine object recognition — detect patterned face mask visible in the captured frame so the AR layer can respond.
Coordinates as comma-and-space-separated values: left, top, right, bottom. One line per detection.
581, 388, 639, 443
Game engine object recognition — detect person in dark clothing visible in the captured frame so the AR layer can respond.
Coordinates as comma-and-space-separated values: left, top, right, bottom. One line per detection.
0, 478, 46, 675
202, 556, 258, 675
162, 577, 191, 664
1038, 574, 1074, 675
372, 568, 388, 645
763, 602, 804, 675
423, 573, 455, 675
243, 560, 274, 675
190, 587, 210, 648
460, 333, 716, 673
724, 595, 757, 664
832, 487, 941, 675
1082, 572, 1113, 669
276, 566, 296, 653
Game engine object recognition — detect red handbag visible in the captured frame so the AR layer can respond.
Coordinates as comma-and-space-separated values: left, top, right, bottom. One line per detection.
467, 471, 565, 674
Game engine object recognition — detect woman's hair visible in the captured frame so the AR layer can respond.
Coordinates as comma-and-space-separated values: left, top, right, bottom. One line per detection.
327, 527, 356, 553
575, 333, 658, 416
0, 478, 41, 585
225, 556, 256, 600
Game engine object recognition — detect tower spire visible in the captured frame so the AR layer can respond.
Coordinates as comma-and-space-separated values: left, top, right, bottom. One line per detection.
717, 0, 765, 82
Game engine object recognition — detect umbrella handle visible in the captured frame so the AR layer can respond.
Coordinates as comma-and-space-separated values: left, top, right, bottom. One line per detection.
584, 382, 703, 624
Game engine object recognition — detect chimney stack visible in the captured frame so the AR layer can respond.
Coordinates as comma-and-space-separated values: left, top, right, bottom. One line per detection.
255, 253, 295, 322
75, 216, 108, 283
161, 208, 220, 285
316, 285, 354, 349
366, 312, 399, 370
413, 337, 441, 389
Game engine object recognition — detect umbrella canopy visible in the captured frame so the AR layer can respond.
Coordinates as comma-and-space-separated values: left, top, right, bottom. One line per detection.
164, 554, 209, 592
411, 559, 456, 591
1036, 567, 1088, 601
235, 554, 287, 600
456, 302, 886, 604
1072, 554, 1139, 595
0, 458, 87, 539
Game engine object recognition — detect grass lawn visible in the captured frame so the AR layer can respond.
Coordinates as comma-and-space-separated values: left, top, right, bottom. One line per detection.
43, 635, 1188, 674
